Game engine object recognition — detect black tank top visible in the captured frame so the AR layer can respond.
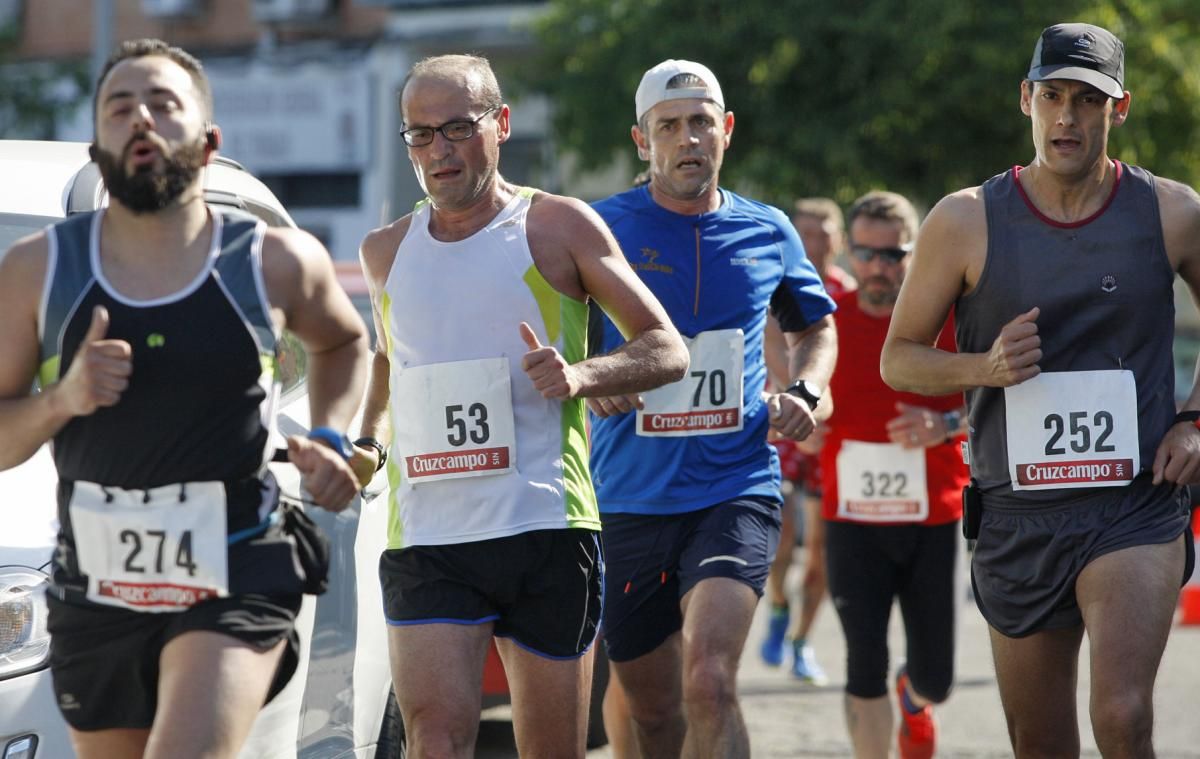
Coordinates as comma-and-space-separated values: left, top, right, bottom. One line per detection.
40, 208, 282, 588
955, 163, 1176, 505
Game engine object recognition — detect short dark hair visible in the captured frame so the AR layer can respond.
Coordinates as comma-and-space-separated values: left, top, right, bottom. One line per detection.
847, 191, 919, 244
93, 39, 213, 124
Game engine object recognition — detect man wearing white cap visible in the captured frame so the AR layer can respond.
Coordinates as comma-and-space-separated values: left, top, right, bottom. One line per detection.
882, 22, 1200, 756
588, 59, 838, 757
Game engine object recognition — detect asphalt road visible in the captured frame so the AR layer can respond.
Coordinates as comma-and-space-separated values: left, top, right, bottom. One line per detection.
474, 542, 1200, 758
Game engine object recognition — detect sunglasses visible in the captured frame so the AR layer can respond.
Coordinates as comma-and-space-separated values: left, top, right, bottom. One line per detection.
849, 243, 913, 264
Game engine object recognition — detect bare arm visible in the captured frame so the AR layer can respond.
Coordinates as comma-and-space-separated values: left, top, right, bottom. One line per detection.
262, 227, 368, 508
881, 189, 1042, 395
0, 234, 133, 470
1152, 178, 1200, 484
762, 315, 790, 390
524, 194, 688, 399
352, 220, 409, 475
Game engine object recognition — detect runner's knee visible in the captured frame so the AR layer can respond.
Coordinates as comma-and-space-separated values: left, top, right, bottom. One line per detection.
1091, 690, 1153, 752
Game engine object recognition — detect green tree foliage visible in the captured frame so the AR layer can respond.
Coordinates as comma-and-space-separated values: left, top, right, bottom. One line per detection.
526, 0, 1200, 208
0, 21, 88, 138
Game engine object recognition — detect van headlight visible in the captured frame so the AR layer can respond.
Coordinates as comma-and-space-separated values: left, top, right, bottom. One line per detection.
0, 569, 50, 680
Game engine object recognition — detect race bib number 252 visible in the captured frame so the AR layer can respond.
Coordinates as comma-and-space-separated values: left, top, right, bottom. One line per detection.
1004, 370, 1139, 491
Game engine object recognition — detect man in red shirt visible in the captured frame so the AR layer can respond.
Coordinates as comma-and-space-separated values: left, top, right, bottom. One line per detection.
821, 191, 967, 759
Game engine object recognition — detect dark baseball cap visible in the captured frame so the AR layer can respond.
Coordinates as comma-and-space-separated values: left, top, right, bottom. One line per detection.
1027, 23, 1125, 99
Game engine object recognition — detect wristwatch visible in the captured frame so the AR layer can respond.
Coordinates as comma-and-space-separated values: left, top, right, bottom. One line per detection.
1172, 410, 1200, 430
784, 379, 822, 409
354, 436, 388, 472
942, 410, 963, 439
308, 426, 353, 460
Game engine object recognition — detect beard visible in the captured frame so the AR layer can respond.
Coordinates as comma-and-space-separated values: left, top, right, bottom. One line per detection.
94, 133, 207, 214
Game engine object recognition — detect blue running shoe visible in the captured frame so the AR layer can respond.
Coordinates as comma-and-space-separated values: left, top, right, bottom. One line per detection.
791, 641, 829, 685
759, 605, 789, 667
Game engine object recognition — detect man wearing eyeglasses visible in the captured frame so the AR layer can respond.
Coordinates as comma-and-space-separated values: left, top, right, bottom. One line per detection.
354, 54, 687, 759
586, 59, 837, 758
882, 22, 1200, 757
819, 191, 967, 759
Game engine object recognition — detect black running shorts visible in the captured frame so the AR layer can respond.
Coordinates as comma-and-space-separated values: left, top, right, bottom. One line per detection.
46, 592, 302, 730
379, 528, 602, 659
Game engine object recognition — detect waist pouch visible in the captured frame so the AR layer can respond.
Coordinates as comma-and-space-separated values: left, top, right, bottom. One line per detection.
228, 499, 330, 597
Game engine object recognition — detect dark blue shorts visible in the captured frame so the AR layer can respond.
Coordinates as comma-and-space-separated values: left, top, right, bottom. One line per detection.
600, 496, 781, 662
379, 528, 602, 659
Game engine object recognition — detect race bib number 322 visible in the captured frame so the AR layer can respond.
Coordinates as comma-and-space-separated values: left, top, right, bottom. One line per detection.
1004, 370, 1139, 491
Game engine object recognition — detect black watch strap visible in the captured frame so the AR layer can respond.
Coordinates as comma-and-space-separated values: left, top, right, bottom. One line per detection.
784, 379, 821, 408
1172, 410, 1200, 428
354, 436, 388, 472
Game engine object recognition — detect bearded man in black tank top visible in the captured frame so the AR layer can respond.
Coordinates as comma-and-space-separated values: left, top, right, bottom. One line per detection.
880, 22, 1200, 759
0, 39, 368, 759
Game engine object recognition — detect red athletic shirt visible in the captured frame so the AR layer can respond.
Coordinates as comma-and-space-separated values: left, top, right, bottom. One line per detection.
820, 291, 967, 525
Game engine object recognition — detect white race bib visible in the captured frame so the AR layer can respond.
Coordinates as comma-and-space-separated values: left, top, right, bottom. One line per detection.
835, 441, 929, 522
69, 481, 229, 612
637, 329, 744, 437
392, 357, 517, 483
1004, 370, 1139, 491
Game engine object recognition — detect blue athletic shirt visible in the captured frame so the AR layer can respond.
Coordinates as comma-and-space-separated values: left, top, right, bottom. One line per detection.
590, 185, 836, 515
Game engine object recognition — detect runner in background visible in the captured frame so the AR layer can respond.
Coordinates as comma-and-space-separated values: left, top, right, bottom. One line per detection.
760, 198, 857, 683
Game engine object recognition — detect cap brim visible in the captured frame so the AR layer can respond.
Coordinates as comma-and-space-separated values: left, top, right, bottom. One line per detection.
1028, 64, 1124, 99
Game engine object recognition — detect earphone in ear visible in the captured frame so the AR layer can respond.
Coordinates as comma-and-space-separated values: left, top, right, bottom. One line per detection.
205, 128, 218, 150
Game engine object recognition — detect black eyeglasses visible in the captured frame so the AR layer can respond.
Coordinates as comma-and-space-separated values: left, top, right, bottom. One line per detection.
849, 243, 913, 263
400, 106, 499, 147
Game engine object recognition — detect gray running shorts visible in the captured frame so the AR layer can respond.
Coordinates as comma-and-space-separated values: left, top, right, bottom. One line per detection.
971, 475, 1191, 637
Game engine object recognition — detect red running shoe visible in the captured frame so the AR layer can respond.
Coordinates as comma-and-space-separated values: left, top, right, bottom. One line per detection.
896, 668, 936, 759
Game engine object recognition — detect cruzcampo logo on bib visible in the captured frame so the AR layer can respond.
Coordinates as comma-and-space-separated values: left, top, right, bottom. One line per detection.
1003, 370, 1139, 490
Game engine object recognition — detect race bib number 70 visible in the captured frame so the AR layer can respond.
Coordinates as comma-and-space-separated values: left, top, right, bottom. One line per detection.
636, 329, 744, 437
1004, 370, 1139, 490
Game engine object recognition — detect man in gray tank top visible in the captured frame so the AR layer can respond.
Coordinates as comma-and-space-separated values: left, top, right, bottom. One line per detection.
880, 22, 1200, 758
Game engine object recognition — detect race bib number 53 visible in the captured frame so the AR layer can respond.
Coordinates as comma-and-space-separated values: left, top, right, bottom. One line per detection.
1004, 370, 1139, 490
392, 357, 517, 484
637, 329, 744, 437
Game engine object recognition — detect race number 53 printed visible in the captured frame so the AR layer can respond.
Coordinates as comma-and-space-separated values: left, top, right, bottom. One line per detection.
392, 357, 517, 483
835, 441, 929, 522
1004, 370, 1139, 490
69, 481, 229, 612
637, 329, 745, 437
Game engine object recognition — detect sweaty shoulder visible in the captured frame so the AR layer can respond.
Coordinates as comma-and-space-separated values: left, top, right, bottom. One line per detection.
359, 214, 413, 288
1154, 176, 1200, 272
527, 191, 615, 301
0, 230, 51, 318
915, 187, 987, 294
258, 226, 338, 312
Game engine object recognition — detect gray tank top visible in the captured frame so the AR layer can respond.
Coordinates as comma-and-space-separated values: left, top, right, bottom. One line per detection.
956, 162, 1176, 505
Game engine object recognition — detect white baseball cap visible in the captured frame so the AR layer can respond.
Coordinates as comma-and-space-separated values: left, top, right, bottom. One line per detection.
635, 59, 725, 122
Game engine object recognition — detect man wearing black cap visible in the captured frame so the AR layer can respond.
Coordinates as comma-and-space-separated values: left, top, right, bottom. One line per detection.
881, 22, 1200, 757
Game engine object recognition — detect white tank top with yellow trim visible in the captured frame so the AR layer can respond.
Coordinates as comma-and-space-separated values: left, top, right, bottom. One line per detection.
381, 188, 598, 547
